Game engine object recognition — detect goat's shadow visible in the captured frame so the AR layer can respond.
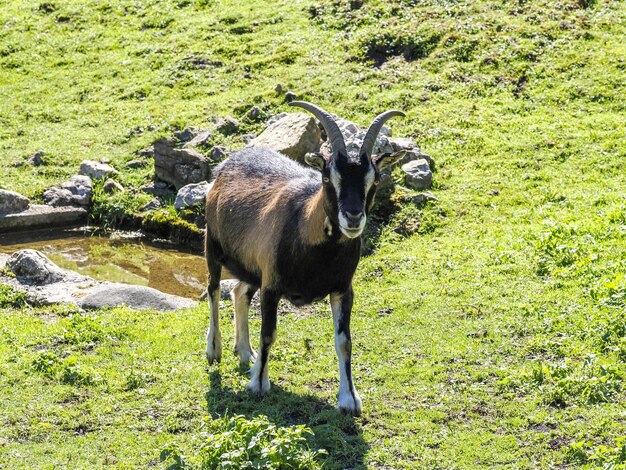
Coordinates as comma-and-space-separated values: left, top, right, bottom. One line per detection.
205, 369, 368, 469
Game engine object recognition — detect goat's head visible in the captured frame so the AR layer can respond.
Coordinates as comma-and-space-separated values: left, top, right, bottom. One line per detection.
290, 101, 406, 238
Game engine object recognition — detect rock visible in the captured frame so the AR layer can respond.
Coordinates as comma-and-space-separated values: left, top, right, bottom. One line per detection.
389, 137, 419, 152
249, 113, 322, 163
0, 190, 30, 214
409, 191, 439, 205
126, 159, 149, 169
219, 279, 239, 300
248, 106, 262, 120
79, 160, 118, 180
265, 112, 287, 128
78, 284, 196, 311
44, 175, 92, 207
285, 91, 297, 103
1, 249, 196, 311
140, 181, 175, 198
0, 205, 87, 232
174, 181, 212, 210
137, 147, 154, 158
7, 249, 72, 285
174, 127, 198, 143
142, 198, 162, 211
320, 117, 393, 158
242, 133, 256, 144
103, 178, 124, 194
28, 151, 45, 166
209, 146, 227, 162
184, 130, 212, 149
215, 116, 239, 136
402, 159, 433, 190
153, 138, 210, 189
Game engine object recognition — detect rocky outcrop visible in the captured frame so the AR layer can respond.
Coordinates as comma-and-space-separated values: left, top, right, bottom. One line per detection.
248, 113, 321, 163
174, 181, 212, 210
153, 138, 210, 190
0, 190, 30, 214
0, 205, 87, 232
1, 249, 196, 311
79, 160, 118, 180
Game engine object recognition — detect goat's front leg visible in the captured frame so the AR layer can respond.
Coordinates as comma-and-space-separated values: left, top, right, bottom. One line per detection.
246, 288, 280, 395
330, 288, 362, 416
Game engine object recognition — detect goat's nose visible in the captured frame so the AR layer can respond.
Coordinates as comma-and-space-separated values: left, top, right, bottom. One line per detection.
345, 210, 364, 227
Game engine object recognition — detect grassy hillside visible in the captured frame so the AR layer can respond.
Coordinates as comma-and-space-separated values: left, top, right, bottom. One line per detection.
1, 0, 626, 468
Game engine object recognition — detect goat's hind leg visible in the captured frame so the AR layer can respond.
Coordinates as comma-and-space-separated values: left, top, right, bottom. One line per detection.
247, 288, 280, 395
205, 239, 223, 365
232, 281, 258, 367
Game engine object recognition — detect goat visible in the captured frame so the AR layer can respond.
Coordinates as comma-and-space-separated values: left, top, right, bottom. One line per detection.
203, 101, 405, 416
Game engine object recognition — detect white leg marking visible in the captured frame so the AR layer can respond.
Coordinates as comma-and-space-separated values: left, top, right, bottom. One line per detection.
206, 286, 222, 364
330, 292, 362, 416
232, 282, 256, 366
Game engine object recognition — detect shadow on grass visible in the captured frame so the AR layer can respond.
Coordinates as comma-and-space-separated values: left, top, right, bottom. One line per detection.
205, 370, 369, 469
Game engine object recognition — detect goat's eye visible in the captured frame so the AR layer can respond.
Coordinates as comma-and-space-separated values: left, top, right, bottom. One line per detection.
374, 179, 380, 185
323, 177, 330, 183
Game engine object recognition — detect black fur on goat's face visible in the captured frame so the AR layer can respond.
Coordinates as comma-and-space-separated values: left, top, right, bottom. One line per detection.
320, 152, 378, 239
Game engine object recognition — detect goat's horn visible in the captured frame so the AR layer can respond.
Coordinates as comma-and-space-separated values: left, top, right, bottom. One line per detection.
289, 101, 347, 157
360, 110, 406, 157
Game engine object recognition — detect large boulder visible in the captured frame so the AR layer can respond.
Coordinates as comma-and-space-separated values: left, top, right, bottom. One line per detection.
79, 160, 118, 180
0, 190, 29, 214
78, 285, 196, 312
248, 113, 321, 163
153, 138, 211, 190
174, 181, 212, 210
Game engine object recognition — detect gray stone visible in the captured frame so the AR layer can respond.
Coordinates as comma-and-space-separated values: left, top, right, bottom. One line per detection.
174, 127, 198, 143
103, 178, 124, 194
137, 147, 154, 158
242, 133, 256, 144
390, 137, 419, 152
0, 190, 30, 214
7, 249, 74, 285
209, 146, 227, 161
184, 130, 212, 149
44, 175, 92, 207
141, 198, 162, 211
126, 159, 149, 169
402, 159, 433, 190
0, 205, 87, 232
248, 106, 262, 120
140, 181, 175, 198
153, 138, 211, 190
265, 112, 287, 128
215, 116, 239, 136
79, 160, 118, 180
78, 284, 196, 311
28, 151, 45, 166
285, 91, 297, 103
174, 181, 212, 210
249, 113, 322, 163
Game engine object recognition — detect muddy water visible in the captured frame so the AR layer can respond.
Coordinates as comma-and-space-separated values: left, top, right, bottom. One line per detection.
0, 228, 208, 299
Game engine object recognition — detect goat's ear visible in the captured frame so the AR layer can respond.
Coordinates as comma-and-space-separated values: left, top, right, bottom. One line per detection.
372, 150, 406, 170
304, 152, 326, 171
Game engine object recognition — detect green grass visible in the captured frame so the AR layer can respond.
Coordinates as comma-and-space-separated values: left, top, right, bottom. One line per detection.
1, 0, 626, 468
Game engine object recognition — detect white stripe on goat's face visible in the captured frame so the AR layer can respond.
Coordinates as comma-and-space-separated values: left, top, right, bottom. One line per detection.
330, 155, 377, 238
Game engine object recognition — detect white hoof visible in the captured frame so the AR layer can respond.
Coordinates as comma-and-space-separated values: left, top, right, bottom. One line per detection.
246, 377, 270, 396
337, 389, 362, 417
234, 343, 257, 367
206, 330, 222, 365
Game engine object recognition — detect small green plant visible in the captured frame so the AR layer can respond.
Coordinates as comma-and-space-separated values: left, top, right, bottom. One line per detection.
0, 284, 28, 308
193, 415, 325, 469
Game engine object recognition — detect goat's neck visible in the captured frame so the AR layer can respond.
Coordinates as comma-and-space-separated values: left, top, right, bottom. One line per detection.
301, 187, 340, 245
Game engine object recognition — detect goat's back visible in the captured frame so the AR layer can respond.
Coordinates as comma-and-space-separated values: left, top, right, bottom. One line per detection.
205, 147, 320, 285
